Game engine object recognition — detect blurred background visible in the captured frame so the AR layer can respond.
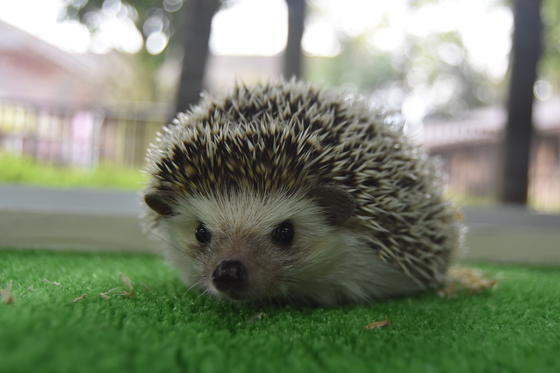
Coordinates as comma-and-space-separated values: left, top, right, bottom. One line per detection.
0, 0, 558, 213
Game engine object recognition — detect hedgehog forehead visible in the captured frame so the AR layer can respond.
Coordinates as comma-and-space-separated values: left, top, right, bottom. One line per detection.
154, 117, 329, 196
182, 190, 325, 236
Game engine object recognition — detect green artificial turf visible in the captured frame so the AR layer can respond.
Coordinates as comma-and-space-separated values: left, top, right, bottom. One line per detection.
1, 250, 559, 373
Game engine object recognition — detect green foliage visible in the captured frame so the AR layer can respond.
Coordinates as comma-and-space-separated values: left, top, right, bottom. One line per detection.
0, 153, 146, 190
63, 0, 186, 57
63, 0, 175, 38
541, 0, 560, 89
306, 35, 401, 92
306, 27, 502, 119
1, 249, 559, 372
62, 0, 189, 101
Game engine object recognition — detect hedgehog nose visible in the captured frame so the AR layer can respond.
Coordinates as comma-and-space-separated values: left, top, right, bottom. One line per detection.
212, 260, 248, 292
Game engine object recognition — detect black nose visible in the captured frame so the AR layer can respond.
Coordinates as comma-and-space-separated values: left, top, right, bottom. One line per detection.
212, 260, 248, 292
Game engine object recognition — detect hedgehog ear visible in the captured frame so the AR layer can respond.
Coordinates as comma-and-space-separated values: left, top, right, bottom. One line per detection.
144, 190, 176, 216
308, 186, 355, 225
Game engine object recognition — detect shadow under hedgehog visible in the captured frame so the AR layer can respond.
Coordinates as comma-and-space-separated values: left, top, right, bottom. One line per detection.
142, 80, 464, 306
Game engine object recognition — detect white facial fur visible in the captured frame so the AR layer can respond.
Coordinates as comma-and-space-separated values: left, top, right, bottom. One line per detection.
153, 189, 422, 305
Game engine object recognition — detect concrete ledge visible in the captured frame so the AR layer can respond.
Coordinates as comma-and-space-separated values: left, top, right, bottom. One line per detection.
0, 184, 153, 253
465, 230, 560, 265
1, 184, 559, 263
0, 210, 154, 253
462, 205, 560, 230
0, 184, 140, 216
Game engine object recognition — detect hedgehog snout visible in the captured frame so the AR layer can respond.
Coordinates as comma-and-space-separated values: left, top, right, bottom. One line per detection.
212, 260, 249, 296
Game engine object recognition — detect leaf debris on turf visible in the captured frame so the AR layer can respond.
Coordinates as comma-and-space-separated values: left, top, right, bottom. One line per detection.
99, 288, 119, 300
72, 293, 88, 303
364, 318, 391, 329
116, 290, 136, 298
100, 273, 138, 300
42, 279, 61, 286
119, 272, 133, 290
439, 267, 497, 298
117, 273, 136, 298
1, 281, 15, 304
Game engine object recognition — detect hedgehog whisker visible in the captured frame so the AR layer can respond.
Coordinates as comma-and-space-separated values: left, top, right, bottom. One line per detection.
195, 288, 211, 301
186, 278, 203, 292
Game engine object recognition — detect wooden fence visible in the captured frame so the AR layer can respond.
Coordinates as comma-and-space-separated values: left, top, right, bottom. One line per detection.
0, 98, 169, 168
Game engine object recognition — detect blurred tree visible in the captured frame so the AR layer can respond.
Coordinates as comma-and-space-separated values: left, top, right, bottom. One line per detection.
500, 0, 542, 205
307, 34, 401, 91
174, 0, 221, 114
400, 31, 493, 119
283, 0, 306, 79
63, 0, 222, 113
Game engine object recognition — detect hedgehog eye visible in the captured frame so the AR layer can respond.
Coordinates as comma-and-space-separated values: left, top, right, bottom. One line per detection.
195, 222, 212, 244
271, 221, 294, 246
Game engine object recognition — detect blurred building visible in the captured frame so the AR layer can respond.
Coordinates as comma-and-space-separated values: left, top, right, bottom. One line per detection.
423, 99, 560, 210
0, 20, 165, 167
0, 19, 108, 104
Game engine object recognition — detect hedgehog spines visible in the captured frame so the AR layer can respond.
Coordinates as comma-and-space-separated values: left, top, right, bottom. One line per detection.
144, 80, 462, 289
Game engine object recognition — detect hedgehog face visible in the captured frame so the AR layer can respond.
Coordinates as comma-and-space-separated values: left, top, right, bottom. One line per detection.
148, 187, 368, 304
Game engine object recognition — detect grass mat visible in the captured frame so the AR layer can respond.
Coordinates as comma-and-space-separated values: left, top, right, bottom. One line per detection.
1, 250, 559, 373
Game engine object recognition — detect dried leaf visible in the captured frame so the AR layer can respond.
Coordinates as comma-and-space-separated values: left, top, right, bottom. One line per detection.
72, 293, 88, 303
1, 282, 14, 304
440, 267, 497, 298
99, 288, 119, 300
42, 279, 61, 286
119, 272, 134, 290
364, 319, 391, 329
116, 290, 136, 298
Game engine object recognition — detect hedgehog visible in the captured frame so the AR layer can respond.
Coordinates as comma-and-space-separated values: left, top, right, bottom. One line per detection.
142, 80, 464, 305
